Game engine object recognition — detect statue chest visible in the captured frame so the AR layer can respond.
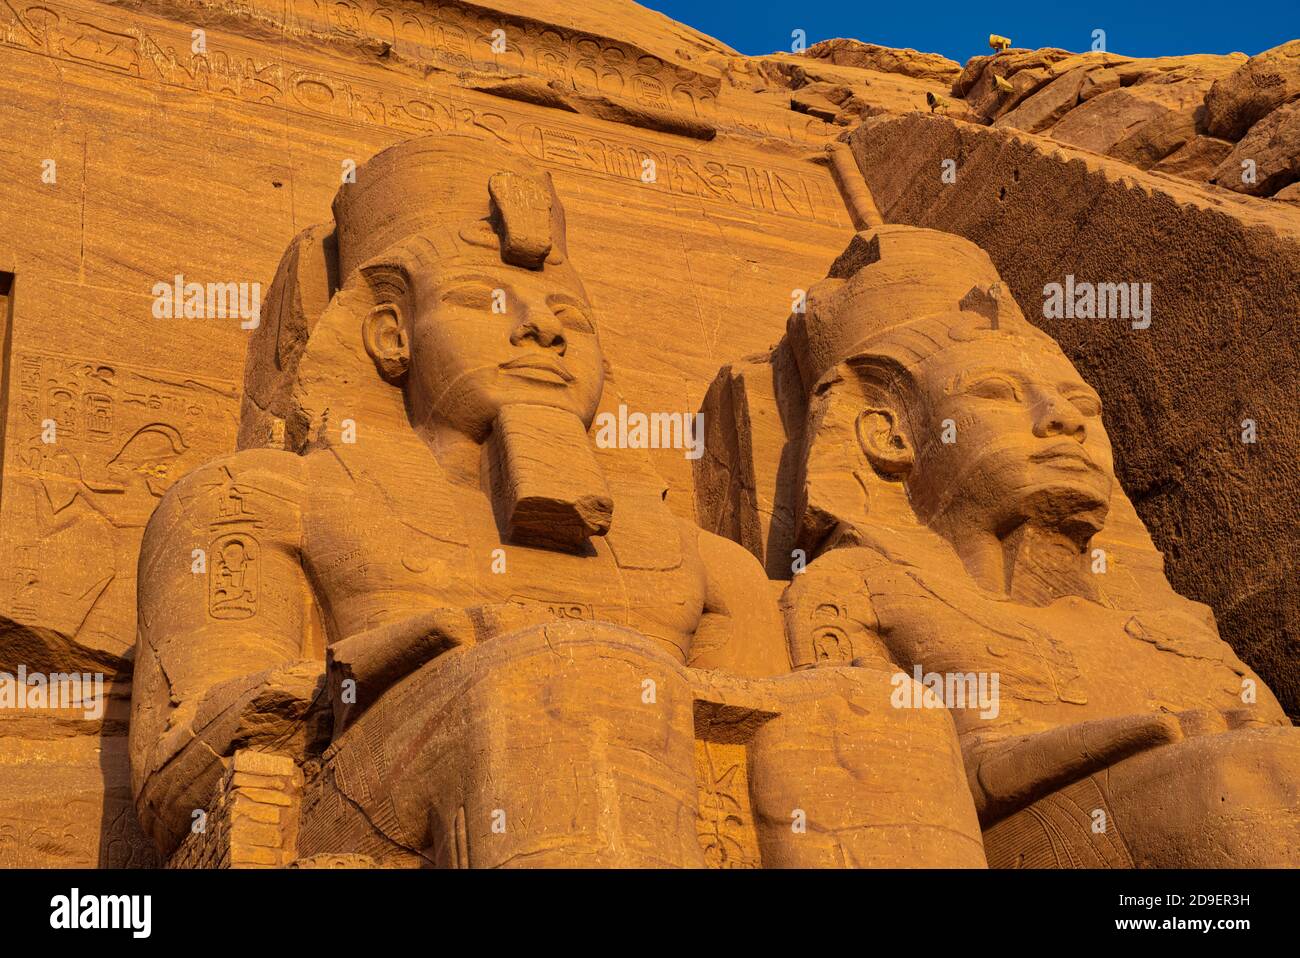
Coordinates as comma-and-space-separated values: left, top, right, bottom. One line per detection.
302, 481, 705, 656
873, 574, 1247, 726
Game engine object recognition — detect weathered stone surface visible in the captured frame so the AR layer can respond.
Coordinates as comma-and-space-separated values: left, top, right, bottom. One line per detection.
954, 48, 1095, 101
994, 67, 1090, 134
1211, 100, 1300, 196
1079, 68, 1121, 102
964, 50, 1245, 187
1205, 40, 1300, 140
751, 51, 955, 118
802, 38, 962, 83
0, 0, 1295, 873
0, 727, 157, 867
1108, 105, 1203, 169
1048, 86, 1204, 156
789, 82, 858, 123
960, 49, 1158, 122
1150, 134, 1234, 181
1276, 181, 1300, 204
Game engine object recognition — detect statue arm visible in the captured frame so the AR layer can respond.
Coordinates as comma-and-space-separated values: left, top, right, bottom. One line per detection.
688, 526, 791, 678
128, 451, 326, 857
967, 702, 1292, 826
779, 546, 899, 672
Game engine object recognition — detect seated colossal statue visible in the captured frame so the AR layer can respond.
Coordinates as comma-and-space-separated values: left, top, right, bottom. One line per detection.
129, 135, 987, 868
700, 219, 1300, 867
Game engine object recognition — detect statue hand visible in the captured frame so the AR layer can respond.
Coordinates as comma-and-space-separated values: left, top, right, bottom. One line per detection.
780, 549, 894, 670
190, 659, 330, 759
326, 607, 488, 734
324, 602, 633, 734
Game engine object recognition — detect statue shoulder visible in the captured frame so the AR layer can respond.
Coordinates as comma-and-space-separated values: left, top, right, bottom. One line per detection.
781, 546, 902, 670
144, 448, 311, 547
799, 544, 904, 588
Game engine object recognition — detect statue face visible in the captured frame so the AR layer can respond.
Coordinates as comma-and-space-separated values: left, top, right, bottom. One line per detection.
404, 252, 605, 439
905, 336, 1115, 534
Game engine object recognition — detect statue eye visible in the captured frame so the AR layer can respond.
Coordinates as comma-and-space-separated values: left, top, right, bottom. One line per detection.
552, 303, 594, 333
439, 282, 495, 309
965, 376, 1020, 402
1068, 394, 1101, 417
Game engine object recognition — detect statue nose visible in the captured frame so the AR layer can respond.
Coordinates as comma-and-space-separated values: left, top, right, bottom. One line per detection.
1033, 395, 1086, 441
510, 309, 567, 353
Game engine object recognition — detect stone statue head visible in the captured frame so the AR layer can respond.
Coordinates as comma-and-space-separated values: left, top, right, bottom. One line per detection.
243, 134, 662, 549
843, 308, 1114, 545
789, 225, 1116, 562
331, 135, 605, 443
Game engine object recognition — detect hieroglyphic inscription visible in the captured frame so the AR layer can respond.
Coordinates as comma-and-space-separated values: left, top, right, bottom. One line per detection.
0, 0, 846, 224
2, 349, 238, 632
7, 350, 235, 498
694, 737, 761, 868
160, 0, 723, 114
204, 469, 263, 620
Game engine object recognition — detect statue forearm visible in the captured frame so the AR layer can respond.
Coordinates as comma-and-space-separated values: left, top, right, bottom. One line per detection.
968, 703, 1295, 827
967, 712, 1213, 825
327, 609, 479, 733
135, 659, 328, 856
325, 602, 599, 732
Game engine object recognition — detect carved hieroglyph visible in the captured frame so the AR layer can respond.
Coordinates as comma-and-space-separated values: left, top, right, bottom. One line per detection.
3, 351, 237, 661
129, 134, 987, 868
702, 215, 1300, 867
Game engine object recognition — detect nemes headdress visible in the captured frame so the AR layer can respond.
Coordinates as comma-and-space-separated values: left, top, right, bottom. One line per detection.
331, 133, 571, 280
786, 223, 1050, 393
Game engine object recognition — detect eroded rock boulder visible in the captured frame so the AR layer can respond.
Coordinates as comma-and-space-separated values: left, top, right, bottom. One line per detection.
802, 37, 961, 83
1211, 100, 1300, 196
1205, 40, 1300, 140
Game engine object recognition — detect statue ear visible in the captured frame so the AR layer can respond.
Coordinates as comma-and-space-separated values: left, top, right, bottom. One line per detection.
362, 303, 409, 384
855, 406, 913, 476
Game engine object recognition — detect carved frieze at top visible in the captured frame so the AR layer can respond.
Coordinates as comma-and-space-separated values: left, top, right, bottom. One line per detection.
95, 0, 723, 113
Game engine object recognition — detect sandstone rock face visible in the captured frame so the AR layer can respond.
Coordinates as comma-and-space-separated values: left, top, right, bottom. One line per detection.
749, 50, 957, 123
956, 48, 1285, 193
1149, 134, 1234, 180
994, 67, 1090, 134
0, 0, 1296, 870
983, 45, 1300, 200
1211, 100, 1300, 195
1047, 88, 1186, 156
1107, 104, 1203, 170
1276, 181, 1300, 204
1205, 40, 1300, 140
802, 38, 962, 83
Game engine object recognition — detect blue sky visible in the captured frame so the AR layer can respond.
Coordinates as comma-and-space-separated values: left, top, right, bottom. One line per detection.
640, 0, 1298, 63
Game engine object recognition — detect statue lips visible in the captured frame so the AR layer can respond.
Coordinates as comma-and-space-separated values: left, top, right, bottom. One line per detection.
499, 354, 574, 385
1029, 442, 1101, 474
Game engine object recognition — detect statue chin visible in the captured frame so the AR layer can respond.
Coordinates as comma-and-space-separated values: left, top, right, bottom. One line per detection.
1000, 482, 1111, 543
